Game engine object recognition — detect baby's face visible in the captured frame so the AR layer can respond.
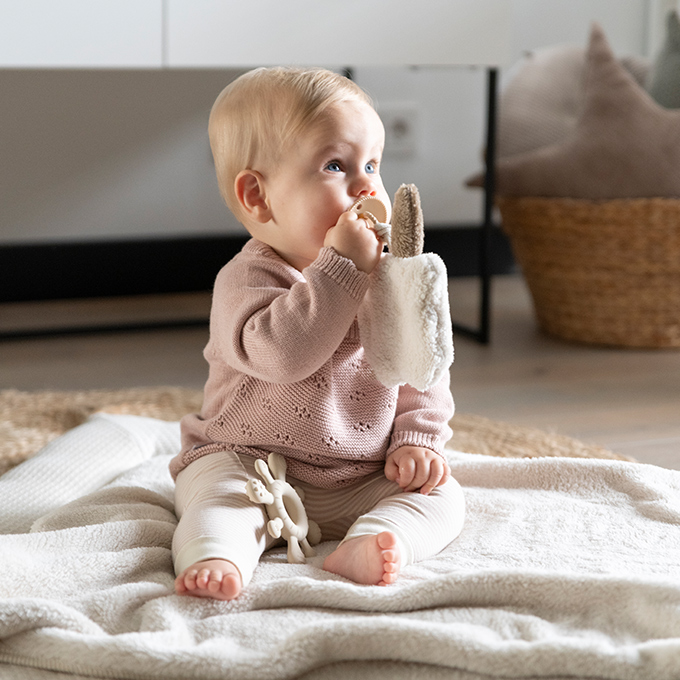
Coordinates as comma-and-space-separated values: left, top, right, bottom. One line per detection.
260, 99, 390, 271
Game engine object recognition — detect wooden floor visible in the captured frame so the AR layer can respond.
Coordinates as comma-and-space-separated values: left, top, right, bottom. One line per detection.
1, 275, 678, 470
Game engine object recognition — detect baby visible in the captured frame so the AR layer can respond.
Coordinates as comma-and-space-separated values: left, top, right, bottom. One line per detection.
170, 67, 465, 600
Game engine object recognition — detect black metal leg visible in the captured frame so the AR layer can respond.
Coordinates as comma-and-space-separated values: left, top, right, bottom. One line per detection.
452, 67, 497, 345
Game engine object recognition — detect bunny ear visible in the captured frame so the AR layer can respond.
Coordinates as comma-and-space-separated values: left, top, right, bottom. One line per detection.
255, 458, 275, 485
268, 452, 288, 481
390, 184, 424, 258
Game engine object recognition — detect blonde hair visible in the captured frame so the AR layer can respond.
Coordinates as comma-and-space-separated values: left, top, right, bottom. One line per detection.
208, 67, 373, 219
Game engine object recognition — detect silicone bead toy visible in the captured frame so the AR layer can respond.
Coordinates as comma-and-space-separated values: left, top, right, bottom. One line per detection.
245, 453, 322, 564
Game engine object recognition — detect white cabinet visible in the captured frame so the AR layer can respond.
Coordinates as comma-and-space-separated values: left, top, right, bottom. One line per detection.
0, 0, 509, 69
0, 0, 162, 67
166, 0, 510, 67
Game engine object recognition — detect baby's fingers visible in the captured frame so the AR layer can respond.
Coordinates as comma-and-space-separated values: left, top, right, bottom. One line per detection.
384, 455, 399, 482
325, 212, 381, 273
405, 458, 432, 492
395, 455, 416, 490
419, 457, 449, 495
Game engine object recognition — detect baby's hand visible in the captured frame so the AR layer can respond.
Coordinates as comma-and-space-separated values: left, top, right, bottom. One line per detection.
384, 446, 451, 495
324, 211, 383, 274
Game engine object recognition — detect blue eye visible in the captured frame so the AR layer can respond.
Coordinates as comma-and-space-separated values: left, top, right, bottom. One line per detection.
365, 162, 377, 174
326, 161, 342, 172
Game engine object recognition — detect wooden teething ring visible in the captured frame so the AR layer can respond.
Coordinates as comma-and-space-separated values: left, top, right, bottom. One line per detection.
350, 196, 389, 224
351, 196, 391, 246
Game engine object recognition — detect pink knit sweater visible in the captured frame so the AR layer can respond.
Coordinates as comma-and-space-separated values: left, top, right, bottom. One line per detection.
170, 240, 454, 488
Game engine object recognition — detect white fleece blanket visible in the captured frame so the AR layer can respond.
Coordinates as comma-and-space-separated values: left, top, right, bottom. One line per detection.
1, 413, 679, 680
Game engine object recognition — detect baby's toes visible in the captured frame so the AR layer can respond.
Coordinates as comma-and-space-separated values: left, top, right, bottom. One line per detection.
384, 560, 398, 574
207, 571, 223, 592
221, 572, 242, 599
376, 531, 398, 551
376, 532, 401, 585
380, 571, 399, 585
195, 569, 212, 589
177, 569, 197, 593
381, 549, 398, 564
381, 559, 400, 585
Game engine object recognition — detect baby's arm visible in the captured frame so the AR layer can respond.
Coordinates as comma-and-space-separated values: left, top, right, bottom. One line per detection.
324, 211, 383, 274
384, 446, 451, 495
212, 245, 370, 383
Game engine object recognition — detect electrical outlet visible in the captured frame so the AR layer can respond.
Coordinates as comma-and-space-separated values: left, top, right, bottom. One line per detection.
380, 104, 419, 158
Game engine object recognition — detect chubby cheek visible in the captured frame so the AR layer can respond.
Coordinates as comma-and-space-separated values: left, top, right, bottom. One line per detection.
306, 211, 339, 247
315, 199, 348, 230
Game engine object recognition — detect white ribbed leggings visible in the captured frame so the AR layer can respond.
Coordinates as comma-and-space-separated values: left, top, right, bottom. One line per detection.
172, 450, 465, 587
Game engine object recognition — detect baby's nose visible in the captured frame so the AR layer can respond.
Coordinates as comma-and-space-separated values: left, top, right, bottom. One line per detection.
353, 179, 377, 197
350, 172, 377, 198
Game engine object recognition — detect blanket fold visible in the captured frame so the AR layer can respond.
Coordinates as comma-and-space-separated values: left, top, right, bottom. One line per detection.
0, 414, 678, 680
0, 414, 179, 535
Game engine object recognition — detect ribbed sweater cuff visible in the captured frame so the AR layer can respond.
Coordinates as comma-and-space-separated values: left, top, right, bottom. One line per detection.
387, 431, 446, 459
310, 247, 369, 300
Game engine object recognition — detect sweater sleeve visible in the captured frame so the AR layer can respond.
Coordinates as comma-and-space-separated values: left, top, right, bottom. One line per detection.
208, 244, 369, 384
386, 370, 454, 458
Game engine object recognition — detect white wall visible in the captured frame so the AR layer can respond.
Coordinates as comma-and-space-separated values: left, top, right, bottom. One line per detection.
0, 0, 657, 243
0, 70, 242, 243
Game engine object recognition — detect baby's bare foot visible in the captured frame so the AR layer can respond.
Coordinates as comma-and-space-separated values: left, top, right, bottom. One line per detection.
175, 559, 242, 600
323, 531, 401, 586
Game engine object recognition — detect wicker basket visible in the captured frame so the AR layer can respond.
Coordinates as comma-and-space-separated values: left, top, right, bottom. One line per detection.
497, 196, 680, 348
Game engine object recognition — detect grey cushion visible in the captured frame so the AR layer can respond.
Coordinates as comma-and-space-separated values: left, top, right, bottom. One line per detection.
470, 24, 680, 199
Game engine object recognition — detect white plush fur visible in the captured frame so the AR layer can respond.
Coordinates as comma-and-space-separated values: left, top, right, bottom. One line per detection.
358, 252, 454, 391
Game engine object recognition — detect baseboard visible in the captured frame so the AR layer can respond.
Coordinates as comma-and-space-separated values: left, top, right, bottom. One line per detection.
0, 226, 514, 303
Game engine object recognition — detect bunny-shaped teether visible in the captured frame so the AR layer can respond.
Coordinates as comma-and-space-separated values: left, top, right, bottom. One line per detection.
357, 184, 454, 391
245, 453, 321, 564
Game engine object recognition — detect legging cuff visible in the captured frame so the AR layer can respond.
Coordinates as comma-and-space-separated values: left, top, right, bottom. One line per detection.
173, 537, 250, 585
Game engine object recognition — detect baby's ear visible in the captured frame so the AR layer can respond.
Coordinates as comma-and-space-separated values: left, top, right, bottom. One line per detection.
235, 170, 271, 223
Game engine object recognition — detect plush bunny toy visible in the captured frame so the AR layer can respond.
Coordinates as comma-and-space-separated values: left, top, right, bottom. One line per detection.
354, 184, 454, 391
